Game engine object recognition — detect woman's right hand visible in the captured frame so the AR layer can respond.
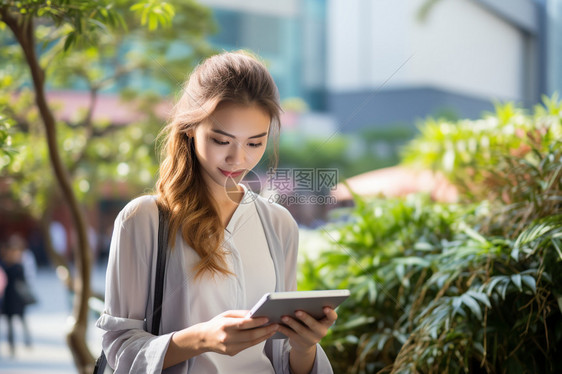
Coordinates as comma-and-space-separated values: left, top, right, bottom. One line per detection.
164, 310, 278, 368
199, 310, 279, 356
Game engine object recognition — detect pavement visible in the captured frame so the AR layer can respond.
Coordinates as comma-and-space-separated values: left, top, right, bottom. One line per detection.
0, 263, 107, 374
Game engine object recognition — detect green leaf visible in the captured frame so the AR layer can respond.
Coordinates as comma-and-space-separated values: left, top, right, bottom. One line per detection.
465, 291, 491, 308
130, 3, 145, 12
521, 275, 536, 294
367, 279, 377, 304
510, 246, 519, 261
511, 274, 522, 292
338, 315, 375, 329
499, 280, 510, 300
148, 14, 157, 30
393, 257, 431, 267
345, 335, 359, 344
515, 215, 562, 248
414, 241, 435, 251
63, 32, 75, 51
461, 293, 483, 320
452, 296, 463, 316
459, 222, 488, 244
552, 238, 562, 261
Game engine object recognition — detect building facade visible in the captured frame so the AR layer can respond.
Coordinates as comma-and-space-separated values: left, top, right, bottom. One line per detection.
200, 0, 561, 132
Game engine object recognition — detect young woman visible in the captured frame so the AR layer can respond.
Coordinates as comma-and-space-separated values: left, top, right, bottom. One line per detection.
96, 51, 337, 373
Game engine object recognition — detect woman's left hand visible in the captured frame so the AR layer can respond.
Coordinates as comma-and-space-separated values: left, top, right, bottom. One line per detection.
277, 307, 338, 352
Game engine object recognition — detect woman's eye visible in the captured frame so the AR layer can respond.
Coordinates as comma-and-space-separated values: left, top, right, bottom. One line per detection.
212, 137, 263, 148
212, 138, 229, 145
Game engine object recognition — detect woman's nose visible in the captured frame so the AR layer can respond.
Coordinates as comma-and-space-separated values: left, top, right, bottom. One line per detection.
226, 143, 245, 165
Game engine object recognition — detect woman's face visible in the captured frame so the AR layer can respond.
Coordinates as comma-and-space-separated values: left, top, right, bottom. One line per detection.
192, 102, 271, 194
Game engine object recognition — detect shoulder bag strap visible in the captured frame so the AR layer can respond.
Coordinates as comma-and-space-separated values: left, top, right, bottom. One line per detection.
152, 205, 169, 335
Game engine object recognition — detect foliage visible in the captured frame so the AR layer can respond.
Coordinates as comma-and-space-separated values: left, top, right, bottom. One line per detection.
481, 141, 562, 237
0, 0, 215, 216
302, 196, 562, 373
275, 124, 414, 179
0, 105, 16, 168
401, 96, 562, 202
277, 132, 351, 172
300, 98, 562, 373
2, 90, 162, 216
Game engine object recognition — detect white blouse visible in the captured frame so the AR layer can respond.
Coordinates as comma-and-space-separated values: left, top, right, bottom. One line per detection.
186, 187, 276, 373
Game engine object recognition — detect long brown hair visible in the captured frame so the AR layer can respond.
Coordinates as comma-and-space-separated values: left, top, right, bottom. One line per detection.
156, 51, 281, 279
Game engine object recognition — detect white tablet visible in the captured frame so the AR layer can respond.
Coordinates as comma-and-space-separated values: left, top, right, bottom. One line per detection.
247, 289, 350, 339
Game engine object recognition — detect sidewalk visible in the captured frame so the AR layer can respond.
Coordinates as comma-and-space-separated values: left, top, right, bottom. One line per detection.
0, 264, 107, 374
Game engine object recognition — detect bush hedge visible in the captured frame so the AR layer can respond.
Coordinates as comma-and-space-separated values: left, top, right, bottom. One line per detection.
300, 97, 562, 373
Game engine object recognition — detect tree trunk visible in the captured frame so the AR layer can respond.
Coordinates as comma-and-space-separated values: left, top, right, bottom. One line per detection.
1, 10, 95, 373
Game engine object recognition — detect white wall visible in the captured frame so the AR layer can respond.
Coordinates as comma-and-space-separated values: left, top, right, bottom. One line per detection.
547, 0, 562, 95
327, 0, 364, 90
409, 0, 524, 101
327, 0, 525, 102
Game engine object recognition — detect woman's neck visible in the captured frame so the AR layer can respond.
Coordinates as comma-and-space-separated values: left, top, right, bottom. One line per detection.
208, 183, 244, 228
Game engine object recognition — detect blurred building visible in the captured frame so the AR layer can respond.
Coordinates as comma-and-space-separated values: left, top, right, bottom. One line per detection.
41, 0, 559, 133
200, 0, 561, 132
327, 0, 550, 131
199, 0, 328, 112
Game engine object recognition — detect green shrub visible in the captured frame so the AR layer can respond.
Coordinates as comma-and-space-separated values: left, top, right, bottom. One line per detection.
401, 95, 562, 203
301, 96, 562, 373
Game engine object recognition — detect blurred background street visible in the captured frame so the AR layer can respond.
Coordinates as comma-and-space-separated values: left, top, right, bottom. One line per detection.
0, 264, 106, 374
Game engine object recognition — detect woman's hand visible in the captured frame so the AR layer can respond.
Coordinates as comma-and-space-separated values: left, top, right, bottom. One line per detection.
277, 307, 338, 374
278, 307, 337, 351
164, 310, 278, 368
199, 310, 279, 356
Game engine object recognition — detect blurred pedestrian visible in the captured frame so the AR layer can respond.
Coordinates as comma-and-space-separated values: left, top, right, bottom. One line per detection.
1, 234, 36, 356
49, 220, 68, 260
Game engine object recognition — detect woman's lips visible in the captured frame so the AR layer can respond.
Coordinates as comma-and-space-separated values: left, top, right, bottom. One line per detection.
220, 168, 244, 178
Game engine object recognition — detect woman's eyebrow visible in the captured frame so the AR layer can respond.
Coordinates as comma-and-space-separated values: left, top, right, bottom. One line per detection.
211, 129, 268, 139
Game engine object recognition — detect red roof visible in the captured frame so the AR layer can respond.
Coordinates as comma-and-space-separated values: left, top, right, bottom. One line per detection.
45, 90, 297, 126
44, 90, 173, 125
332, 166, 459, 203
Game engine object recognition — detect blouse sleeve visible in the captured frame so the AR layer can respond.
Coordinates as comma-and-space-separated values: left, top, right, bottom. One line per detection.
95, 196, 174, 373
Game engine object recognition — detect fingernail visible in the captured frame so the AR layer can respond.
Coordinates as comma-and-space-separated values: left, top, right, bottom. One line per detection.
282, 316, 290, 323
295, 311, 304, 317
